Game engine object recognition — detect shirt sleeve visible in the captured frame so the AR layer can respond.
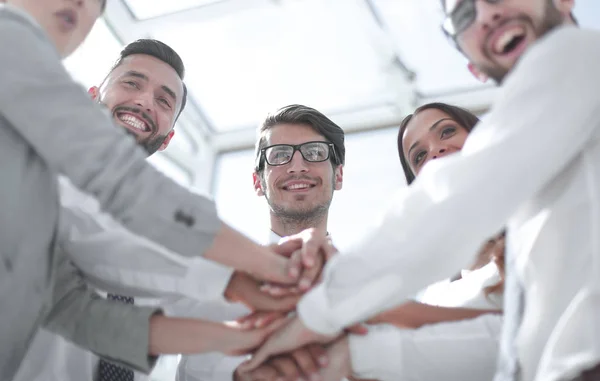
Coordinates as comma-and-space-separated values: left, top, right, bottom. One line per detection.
176, 353, 247, 381
349, 315, 502, 381
43, 250, 160, 374
298, 26, 600, 334
0, 7, 221, 260
59, 180, 234, 301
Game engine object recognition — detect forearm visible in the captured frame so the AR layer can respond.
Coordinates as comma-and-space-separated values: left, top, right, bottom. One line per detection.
149, 316, 232, 355
370, 301, 501, 329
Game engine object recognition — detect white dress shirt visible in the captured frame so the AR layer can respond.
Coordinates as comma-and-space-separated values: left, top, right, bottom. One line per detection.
298, 26, 600, 381
349, 262, 503, 381
13, 178, 235, 381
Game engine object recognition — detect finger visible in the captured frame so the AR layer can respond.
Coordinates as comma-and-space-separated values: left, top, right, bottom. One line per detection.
291, 348, 320, 378
307, 344, 329, 368
272, 238, 303, 258
298, 252, 323, 291
255, 251, 297, 284
237, 311, 284, 329
249, 365, 280, 381
345, 324, 368, 336
286, 249, 303, 280
300, 229, 325, 268
261, 284, 302, 297
270, 356, 302, 381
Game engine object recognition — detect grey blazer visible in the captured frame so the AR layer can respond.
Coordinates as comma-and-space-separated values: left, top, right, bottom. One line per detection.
0, 5, 221, 379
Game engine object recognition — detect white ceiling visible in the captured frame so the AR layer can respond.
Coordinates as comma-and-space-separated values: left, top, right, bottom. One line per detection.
64, 0, 600, 153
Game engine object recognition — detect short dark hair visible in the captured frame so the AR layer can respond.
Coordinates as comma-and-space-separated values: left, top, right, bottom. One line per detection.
255, 104, 345, 172
397, 102, 479, 184
110, 39, 187, 120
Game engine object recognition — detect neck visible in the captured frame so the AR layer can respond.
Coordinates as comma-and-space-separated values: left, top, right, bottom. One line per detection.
270, 213, 329, 238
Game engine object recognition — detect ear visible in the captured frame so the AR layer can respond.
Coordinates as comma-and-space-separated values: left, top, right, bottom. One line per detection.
157, 130, 175, 152
88, 86, 100, 101
554, 0, 575, 16
253, 172, 265, 196
334, 165, 344, 191
467, 63, 489, 83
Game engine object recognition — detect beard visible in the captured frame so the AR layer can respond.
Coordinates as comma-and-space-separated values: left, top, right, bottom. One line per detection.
477, 0, 565, 83
262, 176, 334, 228
122, 128, 168, 155
97, 99, 167, 155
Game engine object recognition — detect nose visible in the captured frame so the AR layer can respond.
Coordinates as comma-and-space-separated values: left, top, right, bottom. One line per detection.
474, 0, 504, 31
69, 0, 84, 7
431, 146, 451, 160
286, 150, 309, 173
134, 91, 154, 113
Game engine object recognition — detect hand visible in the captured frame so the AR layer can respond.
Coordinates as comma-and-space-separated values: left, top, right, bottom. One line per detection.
318, 336, 351, 381
262, 231, 339, 297
240, 316, 335, 371
225, 271, 300, 312
236, 311, 288, 330
235, 344, 328, 381
219, 317, 291, 356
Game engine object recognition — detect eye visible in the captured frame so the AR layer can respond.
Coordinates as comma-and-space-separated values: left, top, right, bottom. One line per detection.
123, 81, 139, 89
158, 97, 172, 108
440, 126, 457, 139
412, 150, 427, 166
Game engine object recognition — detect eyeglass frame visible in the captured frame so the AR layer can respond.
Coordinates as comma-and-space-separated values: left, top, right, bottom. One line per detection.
255, 141, 340, 171
441, 0, 503, 39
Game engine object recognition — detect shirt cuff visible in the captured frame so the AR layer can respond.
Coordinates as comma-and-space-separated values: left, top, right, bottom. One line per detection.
182, 258, 234, 301
297, 283, 343, 335
348, 325, 402, 381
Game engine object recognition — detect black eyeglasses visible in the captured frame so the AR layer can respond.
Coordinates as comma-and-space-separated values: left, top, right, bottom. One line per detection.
256, 141, 338, 170
442, 0, 503, 37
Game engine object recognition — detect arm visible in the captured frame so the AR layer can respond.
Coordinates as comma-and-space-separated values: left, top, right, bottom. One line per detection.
0, 9, 292, 285
367, 301, 500, 329
59, 187, 234, 300
43, 250, 161, 373
297, 27, 600, 335
44, 252, 284, 373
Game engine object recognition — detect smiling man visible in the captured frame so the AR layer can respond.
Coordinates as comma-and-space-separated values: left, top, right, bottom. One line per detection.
176, 104, 347, 381
243, 1, 600, 381
90, 41, 186, 155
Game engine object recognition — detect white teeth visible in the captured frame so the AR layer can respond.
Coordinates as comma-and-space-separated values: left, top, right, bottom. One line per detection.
495, 28, 524, 54
287, 183, 310, 190
118, 115, 147, 131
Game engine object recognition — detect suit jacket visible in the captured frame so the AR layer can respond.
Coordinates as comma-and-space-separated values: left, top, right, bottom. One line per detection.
0, 5, 222, 379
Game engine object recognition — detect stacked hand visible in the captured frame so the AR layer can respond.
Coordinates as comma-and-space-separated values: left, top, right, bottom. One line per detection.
225, 229, 360, 381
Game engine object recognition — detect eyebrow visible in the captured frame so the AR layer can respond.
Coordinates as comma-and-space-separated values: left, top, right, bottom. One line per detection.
122, 70, 177, 104
407, 118, 454, 159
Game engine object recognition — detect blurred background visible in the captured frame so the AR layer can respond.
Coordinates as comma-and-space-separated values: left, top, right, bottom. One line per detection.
62, 1, 600, 378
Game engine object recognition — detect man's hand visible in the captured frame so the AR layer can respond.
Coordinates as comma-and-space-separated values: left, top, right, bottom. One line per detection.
262, 230, 339, 297
224, 271, 299, 312
240, 316, 335, 371
235, 344, 328, 381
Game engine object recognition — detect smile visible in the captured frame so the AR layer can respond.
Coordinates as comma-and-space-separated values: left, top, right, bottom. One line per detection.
117, 113, 150, 132
282, 182, 316, 191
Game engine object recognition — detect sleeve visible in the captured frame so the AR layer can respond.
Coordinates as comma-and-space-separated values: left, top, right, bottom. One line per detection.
59, 182, 233, 300
349, 315, 502, 381
176, 353, 247, 381
0, 9, 221, 260
43, 250, 160, 373
297, 27, 600, 334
